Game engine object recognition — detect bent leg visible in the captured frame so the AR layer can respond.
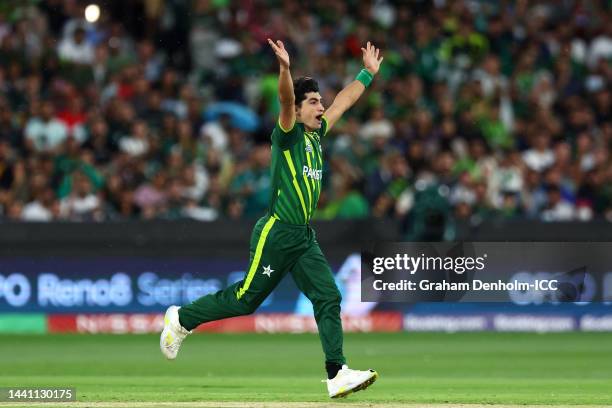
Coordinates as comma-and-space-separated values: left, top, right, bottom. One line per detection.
179, 216, 287, 331
291, 241, 346, 365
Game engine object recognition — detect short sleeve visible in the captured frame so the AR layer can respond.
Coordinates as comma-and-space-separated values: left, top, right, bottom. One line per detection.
271, 120, 301, 149
320, 116, 330, 137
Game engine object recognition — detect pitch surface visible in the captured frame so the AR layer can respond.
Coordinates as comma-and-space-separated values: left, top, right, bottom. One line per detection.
1, 332, 611, 406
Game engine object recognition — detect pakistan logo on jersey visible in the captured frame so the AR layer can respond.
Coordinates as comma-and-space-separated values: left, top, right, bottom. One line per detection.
305, 139, 313, 153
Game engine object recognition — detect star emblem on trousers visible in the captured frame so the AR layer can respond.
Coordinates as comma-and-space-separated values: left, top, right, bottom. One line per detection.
262, 265, 274, 277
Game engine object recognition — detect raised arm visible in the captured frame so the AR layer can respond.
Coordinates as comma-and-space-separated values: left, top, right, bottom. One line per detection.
324, 42, 383, 132
268, 38, 295, 132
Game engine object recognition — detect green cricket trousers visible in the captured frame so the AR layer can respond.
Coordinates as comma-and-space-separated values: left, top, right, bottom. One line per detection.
178, 214, 346, 365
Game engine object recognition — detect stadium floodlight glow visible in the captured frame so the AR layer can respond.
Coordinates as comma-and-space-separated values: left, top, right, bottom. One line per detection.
85, 4, 100, 23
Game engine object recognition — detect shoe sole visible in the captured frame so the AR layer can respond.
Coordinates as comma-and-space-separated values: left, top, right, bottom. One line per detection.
331, 371, 379, 399
160, 306, 178, 360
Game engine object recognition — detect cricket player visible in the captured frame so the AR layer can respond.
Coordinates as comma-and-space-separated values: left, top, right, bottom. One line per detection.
161, 38, 383, 398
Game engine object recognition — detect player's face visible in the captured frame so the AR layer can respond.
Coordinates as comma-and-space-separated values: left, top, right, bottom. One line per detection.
296, 92, 324, 131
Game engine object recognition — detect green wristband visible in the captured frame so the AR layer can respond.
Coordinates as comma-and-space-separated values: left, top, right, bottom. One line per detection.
356, 69, 374, 87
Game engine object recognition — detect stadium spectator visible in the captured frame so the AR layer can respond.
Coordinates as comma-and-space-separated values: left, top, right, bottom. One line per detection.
59, 171, 101, 221
24, 101, 68, 153
58, 26, 94, 65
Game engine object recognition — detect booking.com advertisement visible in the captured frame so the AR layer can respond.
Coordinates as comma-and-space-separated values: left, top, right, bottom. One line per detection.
1, 246, 612, 334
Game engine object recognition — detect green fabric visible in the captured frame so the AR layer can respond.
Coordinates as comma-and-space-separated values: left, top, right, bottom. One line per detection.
439, 31, 489, 63
179, 215, 345, 365
387, 178, 409, 199
453, 157, 480, 178
377, 49, 402, 80
314, 200, 341, 220
260, 75, 280, 117
356, 69, 373, 87
412, 40, 440, 82
55, 158, 105, 198
478, 116, 512, 149
268, 120, 326, 224
515, 72, 536, 96
336, 192, 369, 219
405, 185, 453, 240
316, 191, 370, 220
230, 167, 271, 218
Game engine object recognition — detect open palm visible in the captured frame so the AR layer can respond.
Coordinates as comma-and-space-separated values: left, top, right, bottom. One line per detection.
361, 42, 383, 75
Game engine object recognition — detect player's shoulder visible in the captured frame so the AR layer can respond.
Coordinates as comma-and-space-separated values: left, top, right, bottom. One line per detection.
272, 120, 303, 148
273, 120, 304, 135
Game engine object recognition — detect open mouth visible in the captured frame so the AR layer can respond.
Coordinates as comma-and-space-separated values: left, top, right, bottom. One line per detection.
316, 114, 323, 122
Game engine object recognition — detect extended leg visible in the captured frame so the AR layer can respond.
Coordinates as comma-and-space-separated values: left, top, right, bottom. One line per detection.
179, 216, 286, 330
290, 240, 346, 365
291, 245, 380, 398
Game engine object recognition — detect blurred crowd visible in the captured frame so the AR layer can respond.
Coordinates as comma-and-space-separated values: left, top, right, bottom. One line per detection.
0, 0, 610, 225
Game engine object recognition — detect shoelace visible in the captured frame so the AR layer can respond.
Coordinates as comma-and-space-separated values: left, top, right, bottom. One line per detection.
177, 322, 192, 336
164, 322, 189, 351
167, 337, 183, 352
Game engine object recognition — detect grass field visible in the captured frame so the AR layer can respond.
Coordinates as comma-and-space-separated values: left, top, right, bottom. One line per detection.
1, 332, 611, 407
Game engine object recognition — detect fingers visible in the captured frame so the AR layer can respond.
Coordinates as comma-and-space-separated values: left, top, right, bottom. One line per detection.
268, 38, 288, 58
267, 38, 278, 52
363, 41, 381, 57
268, 39, 285, 49
361, 41, 383, 69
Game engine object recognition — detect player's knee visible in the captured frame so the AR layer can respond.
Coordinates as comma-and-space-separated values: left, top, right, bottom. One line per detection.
315, 289, 342, 308
245, 303, 258, 315
329, 287, 342, 304
238, 299, 260, 315
330, 291, 342, 306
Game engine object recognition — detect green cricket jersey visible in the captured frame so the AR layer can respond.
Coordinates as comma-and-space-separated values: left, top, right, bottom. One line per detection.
268, 117, 328, 224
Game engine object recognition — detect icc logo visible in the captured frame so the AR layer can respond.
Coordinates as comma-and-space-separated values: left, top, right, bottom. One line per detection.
305, 139, 313, 153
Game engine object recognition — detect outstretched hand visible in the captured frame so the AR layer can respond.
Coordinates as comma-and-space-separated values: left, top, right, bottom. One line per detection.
268, 38, 290, 69
361, 41, 383, 75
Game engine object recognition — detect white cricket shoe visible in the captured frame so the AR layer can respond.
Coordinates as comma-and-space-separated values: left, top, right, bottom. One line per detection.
160, 305, 191, 360
325, 365, 379, 398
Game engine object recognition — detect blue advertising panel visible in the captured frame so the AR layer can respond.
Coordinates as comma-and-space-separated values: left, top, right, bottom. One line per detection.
0, 258, 303, 313
2, 254, 611, 320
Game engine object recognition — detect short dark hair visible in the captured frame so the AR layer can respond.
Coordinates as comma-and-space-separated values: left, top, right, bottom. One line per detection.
293, 77, 319, 106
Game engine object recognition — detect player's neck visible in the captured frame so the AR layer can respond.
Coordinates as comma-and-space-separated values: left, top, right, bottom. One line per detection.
300, 122, 316, 132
